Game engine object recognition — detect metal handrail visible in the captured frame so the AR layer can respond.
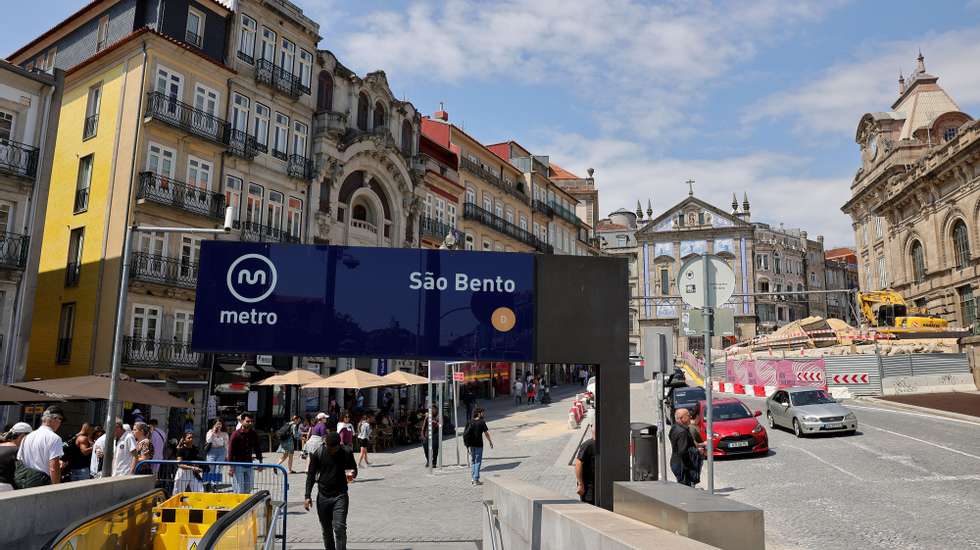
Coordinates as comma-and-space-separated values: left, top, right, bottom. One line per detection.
137, 171, 226, 219
483, 500, 501, 550
144, 91, 229, 145
0, 138, 39, 179
263, 503, 288, 550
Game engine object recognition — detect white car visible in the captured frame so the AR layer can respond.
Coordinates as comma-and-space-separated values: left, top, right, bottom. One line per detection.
586, 375, 596, 397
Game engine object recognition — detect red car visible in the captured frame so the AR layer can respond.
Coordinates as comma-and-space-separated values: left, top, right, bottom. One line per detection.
696, 398, 769, 457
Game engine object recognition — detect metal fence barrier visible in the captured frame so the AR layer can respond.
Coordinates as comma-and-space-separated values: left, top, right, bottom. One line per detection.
136, 460, 288, 550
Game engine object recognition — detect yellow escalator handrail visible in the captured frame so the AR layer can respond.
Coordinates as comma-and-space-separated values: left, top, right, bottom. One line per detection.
43, 488, 166, 550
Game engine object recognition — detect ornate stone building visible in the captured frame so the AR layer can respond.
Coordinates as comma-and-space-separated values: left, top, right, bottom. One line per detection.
842, 53, 978, 331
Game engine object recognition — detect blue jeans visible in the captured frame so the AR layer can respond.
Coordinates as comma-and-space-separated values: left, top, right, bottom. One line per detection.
232, 467, 254, 493
206, 447, 225, 463
69, 468, 90, 481
470, 446, 484, 481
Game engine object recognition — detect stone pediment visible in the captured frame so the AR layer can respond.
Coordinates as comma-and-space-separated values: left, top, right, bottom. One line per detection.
638, 196, 750, 235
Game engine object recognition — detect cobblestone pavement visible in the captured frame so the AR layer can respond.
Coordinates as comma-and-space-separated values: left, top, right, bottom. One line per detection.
637, 384, 980, 550
281, 383, 585, 549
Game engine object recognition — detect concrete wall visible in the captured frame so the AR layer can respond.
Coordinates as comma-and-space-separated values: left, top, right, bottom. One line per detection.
0, 475, 155, 549
483, 477, 719, 550
881, 373, 977, 395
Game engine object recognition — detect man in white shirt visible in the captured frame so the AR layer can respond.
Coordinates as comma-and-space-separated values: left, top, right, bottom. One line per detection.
513, 380, 524, 405
16, 406, 65, 487
113, 425, 137, 476
92, 421, 123, 478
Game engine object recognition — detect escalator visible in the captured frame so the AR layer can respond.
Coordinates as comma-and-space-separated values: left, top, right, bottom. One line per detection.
44, 490, 280, 550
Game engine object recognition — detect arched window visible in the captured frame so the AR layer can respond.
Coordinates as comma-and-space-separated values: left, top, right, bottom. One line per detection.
373, 102, 386, 130
352, 204, 368, 221
356, 93, 369, 131
316, 71, 333, 112
401, 120, 413, 155
953, 220, 970, 269
910, 240, 926, 282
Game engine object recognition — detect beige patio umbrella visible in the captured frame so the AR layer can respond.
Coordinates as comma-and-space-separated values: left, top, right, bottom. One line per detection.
302, 368, 390, 390
13, 374, 189, 408
0, 384, 64, 404
382, 371, 429, 386
256, 369, 323, 386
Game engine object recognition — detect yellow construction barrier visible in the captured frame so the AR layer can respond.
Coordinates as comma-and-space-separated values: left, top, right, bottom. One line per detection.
47, 489, 164, 550
152, 492, 251, 550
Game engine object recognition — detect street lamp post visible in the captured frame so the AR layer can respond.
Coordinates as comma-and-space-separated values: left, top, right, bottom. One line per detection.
101, 207, 235, 477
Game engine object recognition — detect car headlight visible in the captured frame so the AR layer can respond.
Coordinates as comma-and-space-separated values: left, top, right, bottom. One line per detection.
752, 424, 764, 434
803, 415, 819, 422
845, 412, 856, 420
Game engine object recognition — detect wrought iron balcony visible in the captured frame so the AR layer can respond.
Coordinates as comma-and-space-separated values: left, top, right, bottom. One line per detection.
130, 252, 198, 289
287, 154, 314, 180
462, 202, 551, 253
254, 59, 304, 98
56, 337, 72, 363
185, 30, 203, 49
458, 156, 526, 200
0, 232, 29, 269
235, 220, 301, 244
144, 91, 229, 145
64, 262, 81, 287
420, 215, 463, 244
550, 201, 582, 227
0, 138, 39, 179
83, 114, 99, 140
136, 171, 226, 220
314, 111, 347, 138
237, 50, 254, 65
532, 199, 553, 217
122, 336, 204, 369
73, 187, 89, 213
228, 129, 259, 160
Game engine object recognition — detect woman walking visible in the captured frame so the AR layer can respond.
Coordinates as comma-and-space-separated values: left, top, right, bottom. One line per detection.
302, 413, 329, 466
337, 414, 355, 453
357, 414, 372, 467
276, 416, 302, 473
173, 431, 204, 495
205, 420, 228, 463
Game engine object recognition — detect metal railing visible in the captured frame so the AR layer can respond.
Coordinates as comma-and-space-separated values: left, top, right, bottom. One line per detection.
130, 252, 198, 289
122, 336, 204, 369
286, 154, 313, 180
235, 220, 301, 243
237, 50, 254, 64
254, 58, 304, 98
228, 128, 260, 160
0, 138, 39, 179
313, 110, 347, 137
137, 171, 227, 220
185, 29, 203, 48
551, 201, 582, 226
420, 215, 462, 243
83, 113, 99, 140
74, 187, 90, 213
463, 202, 551, 252
532, 199, 553, 217
459, 156, 526, 199
64, 262, 81, 287
144, 91, 229, 145
0, 232, 30, 269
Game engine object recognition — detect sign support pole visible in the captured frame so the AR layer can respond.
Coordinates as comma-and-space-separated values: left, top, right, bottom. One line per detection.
453, 365, 461, 467
437, 373, 444, 468
427, 373, 434, 475
702, 250, 715, 495
655, 373, 666, 483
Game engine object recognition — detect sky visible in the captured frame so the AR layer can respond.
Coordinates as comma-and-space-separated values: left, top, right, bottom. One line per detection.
5, 1, 980, 248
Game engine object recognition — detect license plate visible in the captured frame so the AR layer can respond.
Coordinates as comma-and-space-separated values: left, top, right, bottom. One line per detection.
728, 441, 750, 448
824, 423, 844, 429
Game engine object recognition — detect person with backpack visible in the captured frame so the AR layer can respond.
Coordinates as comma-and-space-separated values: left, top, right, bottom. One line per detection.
276, 416, 302, 474
463, 408, 493, 485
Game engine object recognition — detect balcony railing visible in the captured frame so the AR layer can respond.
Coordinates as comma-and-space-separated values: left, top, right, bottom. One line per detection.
64, 262, 80, 287
463, 202, 551, 253
532, 199, 553, 217
83, 114, 99, 140
130, 252, 198, 289
551, 201, 582, 227
237, 50, 254, 65
185, 30, 203, 49
0, 138, 39, 179
144, 91, 229, 145
350, 218, 378, 235
228, 128, 259, 160
254, 59, 304, 98
235, 220, 301, 243
459, 156, 525, 199
122, 336, 203, 369
314, 111, 347, 138
137, 171, 226, 220
420, 215, 463, 244
287, 154, 314, 180
0, 232, 30, 269
73, 187, 89, 213
56, 337, 72, 363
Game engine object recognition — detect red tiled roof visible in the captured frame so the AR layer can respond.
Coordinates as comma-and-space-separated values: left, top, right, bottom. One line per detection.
597, 221, 627, 230
549, 162, 579, 180
825, 247, 856, 260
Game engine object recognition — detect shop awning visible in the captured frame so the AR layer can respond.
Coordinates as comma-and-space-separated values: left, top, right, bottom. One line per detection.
12, 374, 189, 408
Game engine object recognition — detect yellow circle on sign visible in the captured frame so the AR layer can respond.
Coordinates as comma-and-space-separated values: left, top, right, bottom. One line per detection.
491, 307, 517, 332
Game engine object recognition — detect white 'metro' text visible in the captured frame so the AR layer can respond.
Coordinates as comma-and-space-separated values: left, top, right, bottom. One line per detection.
219, 309, 278, 325
409, 271, 516, 293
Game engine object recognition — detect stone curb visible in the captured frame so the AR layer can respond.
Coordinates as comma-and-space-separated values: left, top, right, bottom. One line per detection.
855, 396, 980, 425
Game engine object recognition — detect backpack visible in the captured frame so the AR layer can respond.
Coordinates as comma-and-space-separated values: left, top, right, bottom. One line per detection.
276, 422, 292, 441
462, 422, 480, 447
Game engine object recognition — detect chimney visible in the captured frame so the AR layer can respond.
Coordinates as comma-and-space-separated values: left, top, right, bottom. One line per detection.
434, 101, 449, 121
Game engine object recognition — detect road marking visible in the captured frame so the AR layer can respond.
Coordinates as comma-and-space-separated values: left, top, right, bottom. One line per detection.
840, 439, 934, 474
860, 422, 980, 462
845, 404, 980, 427
784, 444, 864, 481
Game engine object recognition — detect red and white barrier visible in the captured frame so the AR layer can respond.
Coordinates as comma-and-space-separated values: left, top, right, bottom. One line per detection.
713, 381, 776, 398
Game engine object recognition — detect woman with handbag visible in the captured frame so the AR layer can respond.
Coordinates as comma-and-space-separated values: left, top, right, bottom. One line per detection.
173, 431, 204, 495
276, 416, 302, 473
204, 420, 227, 463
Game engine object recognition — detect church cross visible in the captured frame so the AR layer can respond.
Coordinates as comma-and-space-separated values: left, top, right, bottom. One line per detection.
686, 179, 695, 196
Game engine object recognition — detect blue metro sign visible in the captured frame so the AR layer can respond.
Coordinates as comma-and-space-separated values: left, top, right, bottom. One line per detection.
191, 242, 535, 361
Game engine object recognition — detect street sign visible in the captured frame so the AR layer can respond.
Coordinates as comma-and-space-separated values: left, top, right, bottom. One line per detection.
832, 373, 869, 384
678, 255, 736, 309
453, 371, 465, 382
192, 242, 534, 361
683, 307, 735, 336
797, 371, 824, 382
429, 360, 447, 383
256, 354, 273, 366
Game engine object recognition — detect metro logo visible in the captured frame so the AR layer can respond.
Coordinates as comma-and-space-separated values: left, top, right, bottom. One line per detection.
226, 253, 277, 303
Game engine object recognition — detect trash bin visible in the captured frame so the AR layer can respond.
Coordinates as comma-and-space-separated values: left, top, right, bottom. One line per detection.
629, 422, 658, 481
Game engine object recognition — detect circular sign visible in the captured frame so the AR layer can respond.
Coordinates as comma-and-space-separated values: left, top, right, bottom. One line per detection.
491, 307, 517, 332
677, 254, 736, 309
226, 253, 278, 303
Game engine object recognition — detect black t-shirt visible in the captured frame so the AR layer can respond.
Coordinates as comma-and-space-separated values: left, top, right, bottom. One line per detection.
0, 445, 17, 485
176, 444, 201, 462
467, 420, 489, 448
305, 446, 357, 499
576, 438, 596, 489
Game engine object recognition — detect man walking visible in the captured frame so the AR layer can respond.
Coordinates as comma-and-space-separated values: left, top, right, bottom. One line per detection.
669, 408, 697, 486
574, 424, 595, 505
513, 379, 524, 405
463, 407, 493, 485
16, 406, 65, 488
305, 432, 357, 550
228, 412, 262, 493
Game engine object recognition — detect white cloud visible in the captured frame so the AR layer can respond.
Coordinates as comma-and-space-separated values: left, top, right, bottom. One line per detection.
748, 27, 980, 136
537, 134, 855, 246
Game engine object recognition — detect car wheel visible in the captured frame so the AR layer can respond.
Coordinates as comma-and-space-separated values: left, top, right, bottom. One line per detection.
767, 412, 776, 429
793, 418, 804, 438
